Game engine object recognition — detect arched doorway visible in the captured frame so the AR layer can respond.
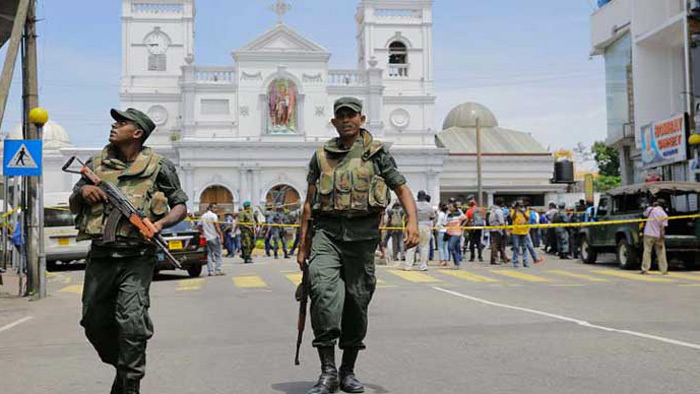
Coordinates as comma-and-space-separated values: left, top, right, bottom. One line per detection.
199, 185, 234, 214
264, 184, 301, 212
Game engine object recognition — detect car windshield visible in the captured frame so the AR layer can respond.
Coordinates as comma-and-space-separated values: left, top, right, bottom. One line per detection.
162, 220, 197, 234
44, 207, 75, 227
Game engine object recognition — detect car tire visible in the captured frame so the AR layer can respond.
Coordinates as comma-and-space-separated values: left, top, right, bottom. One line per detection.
580, 236, 597, 264
187, 265, 203, 278
616, 238, 639, 270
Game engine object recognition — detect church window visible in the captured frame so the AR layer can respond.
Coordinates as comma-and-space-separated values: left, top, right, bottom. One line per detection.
388, 41, 407, 64
388, 41, 408, 77
201, 99, 230, 115
148, 54, 167, 71
267, 79, 298, 134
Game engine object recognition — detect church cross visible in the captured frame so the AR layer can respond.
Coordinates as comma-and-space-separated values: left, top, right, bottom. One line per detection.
271, 0, 291, 23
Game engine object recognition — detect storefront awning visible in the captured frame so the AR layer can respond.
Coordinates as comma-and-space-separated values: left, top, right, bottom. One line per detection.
608, 182, 700, 196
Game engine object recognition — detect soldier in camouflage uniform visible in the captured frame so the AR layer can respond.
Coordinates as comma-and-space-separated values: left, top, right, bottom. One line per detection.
554, 202, 571, 260
69, 108, 188, 394
236, 201, 257, 264
297, 97, 419, 394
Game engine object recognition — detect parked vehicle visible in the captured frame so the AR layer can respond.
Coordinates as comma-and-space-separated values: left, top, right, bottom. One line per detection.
44, 192, 90, 268
156, 220, 207, 277
579, 182, 700, 269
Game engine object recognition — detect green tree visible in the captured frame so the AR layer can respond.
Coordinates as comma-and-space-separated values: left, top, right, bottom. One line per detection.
592, 141, 620, 177
591, 142, 621, 192
593, 174, 621, 192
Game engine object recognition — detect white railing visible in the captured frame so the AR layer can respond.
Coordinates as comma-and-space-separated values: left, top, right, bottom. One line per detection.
387, 64, 409, 78
328, 70, 367, 86
374, 8, 421, 18
195, 67, 236, 84
132, 3, 183, 13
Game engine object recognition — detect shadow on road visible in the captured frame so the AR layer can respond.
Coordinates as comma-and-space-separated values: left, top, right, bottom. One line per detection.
270, 381, 315, 393
153, 272, 192, 282
271, 381, 389, 394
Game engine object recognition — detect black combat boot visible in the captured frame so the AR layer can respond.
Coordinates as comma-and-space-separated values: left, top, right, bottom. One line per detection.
339, 349, 364, 393
308, 347, 339, 394
122, 378, 140, 394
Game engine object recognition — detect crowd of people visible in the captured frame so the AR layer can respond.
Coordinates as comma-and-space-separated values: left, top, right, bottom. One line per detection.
196, 194, 601, 274
381, 195, 597, 270
197, 202, 303, 274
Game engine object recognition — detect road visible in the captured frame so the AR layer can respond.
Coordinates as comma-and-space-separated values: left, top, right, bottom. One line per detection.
1, 251, 700, 394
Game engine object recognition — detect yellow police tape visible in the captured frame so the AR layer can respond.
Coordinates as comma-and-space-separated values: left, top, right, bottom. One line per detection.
381, 213, 700, 232
34, 206, 700, 233
188, 213, 700, 232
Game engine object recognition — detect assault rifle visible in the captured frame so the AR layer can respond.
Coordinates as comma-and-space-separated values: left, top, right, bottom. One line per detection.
294, 218, 313, 366
62, 156, 182, 269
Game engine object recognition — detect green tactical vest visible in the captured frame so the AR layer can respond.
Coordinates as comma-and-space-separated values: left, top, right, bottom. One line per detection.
238, 209, 256, 231
312, 131, 391, 217
76, 146, 170, 242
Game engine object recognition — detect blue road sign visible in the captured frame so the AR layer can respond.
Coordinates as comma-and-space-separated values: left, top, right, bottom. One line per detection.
3, 139, 42, 176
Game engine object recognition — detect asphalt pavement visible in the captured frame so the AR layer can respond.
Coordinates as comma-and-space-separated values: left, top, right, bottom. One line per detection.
1, 250, 700, 394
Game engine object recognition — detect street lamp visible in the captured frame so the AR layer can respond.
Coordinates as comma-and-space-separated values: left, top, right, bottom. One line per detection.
28, 106, 47, 298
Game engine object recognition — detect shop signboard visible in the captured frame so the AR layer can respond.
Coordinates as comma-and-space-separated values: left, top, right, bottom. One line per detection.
639, 114, 687, 169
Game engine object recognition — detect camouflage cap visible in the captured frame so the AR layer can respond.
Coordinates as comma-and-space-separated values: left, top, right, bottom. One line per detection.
110, 108, 156, 138
333, 97, 363, 115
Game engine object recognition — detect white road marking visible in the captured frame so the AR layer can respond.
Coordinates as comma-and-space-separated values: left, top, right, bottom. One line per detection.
432, 286, 700, 351
0, 316, 33, 334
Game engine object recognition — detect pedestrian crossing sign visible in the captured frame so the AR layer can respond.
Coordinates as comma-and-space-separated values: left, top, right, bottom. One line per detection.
3, 140, 42, 176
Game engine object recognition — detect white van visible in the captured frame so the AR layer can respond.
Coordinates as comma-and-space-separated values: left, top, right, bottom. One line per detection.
44, 192, 90, 267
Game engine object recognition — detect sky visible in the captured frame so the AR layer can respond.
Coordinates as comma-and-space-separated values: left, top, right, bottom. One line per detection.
0, 0, 606, 152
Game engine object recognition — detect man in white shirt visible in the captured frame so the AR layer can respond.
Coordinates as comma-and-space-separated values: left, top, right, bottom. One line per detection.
402, 191, 435, 271
201, 203, 225, 276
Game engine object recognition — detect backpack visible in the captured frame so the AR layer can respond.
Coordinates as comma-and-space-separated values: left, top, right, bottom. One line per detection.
471, 208, 486, 226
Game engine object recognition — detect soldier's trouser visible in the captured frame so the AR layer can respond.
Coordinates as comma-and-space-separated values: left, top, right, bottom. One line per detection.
309, 230, 379, 350
240, 229, 255, 259
81, 252, 155, 381
556, 229, 569, 255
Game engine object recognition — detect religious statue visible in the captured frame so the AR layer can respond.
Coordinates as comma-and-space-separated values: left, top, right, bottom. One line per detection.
268, 79, 297, 133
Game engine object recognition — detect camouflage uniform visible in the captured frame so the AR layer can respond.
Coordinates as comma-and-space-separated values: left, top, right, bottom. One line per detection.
307, 130, 406, 351
554, 208, 570, 257
72, 146, 187, 387
238, 208, 257, 263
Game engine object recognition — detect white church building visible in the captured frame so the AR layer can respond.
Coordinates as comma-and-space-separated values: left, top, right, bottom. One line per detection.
2, 0, 564, 212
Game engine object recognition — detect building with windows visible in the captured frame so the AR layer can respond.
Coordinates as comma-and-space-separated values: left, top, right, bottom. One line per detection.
591, 0, 700, 184
117, 0, 443, 212
1, 0, 567, 212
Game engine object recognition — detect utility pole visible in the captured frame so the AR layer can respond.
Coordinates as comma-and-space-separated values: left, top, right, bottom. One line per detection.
0, 0, 30, 127
476, 117, 483, 207
22, 0, 43, 299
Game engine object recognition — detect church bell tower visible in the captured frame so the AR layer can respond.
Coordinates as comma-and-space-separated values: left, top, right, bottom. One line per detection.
120, 0, 195, 146
355, 0, 435, 144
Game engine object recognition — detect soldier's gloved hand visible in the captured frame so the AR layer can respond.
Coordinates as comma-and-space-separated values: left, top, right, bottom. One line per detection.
403, 222, 419, 250
81, 185, 108, 205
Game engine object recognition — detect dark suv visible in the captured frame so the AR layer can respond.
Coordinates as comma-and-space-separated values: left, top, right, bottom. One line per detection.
156, 220, 207, 277
579, 182, 700, 269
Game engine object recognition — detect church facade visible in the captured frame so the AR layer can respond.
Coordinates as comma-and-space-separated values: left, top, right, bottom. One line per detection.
119, 0, 443, 212
1, 0, 566, 212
